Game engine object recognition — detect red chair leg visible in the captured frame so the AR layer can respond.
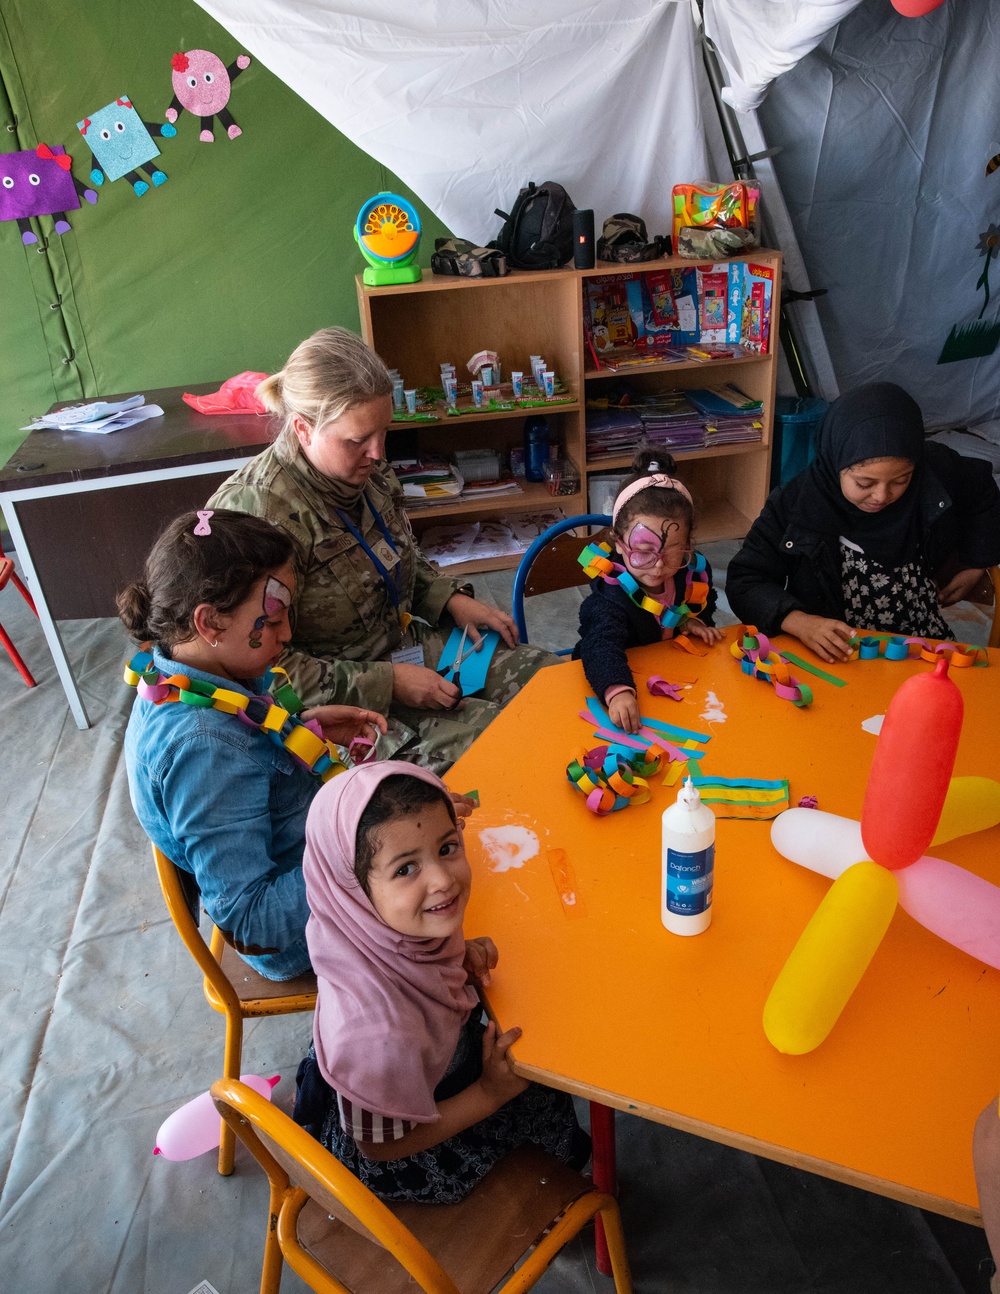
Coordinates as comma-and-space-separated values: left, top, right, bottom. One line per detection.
0, 620, 36, 687
0, 533, 37, 616
10, 570, 37, 616
590, 1101, 618, 1276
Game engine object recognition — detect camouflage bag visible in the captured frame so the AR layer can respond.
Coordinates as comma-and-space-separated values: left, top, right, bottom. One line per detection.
431, 237, 509, 278
596, 213, 669, 263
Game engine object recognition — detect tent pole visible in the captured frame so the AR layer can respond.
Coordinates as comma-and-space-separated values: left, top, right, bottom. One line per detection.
697, 18, 840, 412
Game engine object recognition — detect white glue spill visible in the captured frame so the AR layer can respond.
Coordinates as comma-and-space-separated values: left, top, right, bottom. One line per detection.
478, 825, 540, 873
700, 690, 728, 723
861, 714, 885, 736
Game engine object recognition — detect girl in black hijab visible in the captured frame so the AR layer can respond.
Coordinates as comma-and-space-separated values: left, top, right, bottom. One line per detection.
727, 383, 1000, 662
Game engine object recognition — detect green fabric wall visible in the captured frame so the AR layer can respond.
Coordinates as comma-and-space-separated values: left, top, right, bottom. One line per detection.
0, 0, 450, 465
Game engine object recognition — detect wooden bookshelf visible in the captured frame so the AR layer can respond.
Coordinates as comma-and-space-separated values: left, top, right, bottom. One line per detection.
356, 248, 779, 569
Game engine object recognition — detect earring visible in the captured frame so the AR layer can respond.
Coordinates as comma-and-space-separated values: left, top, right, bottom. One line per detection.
210, 640, 219, 648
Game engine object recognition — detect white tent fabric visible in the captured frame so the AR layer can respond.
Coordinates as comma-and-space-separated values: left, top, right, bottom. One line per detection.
193, 0, 710, 244
701, 0, 864, 112
757, 0, 1000, 431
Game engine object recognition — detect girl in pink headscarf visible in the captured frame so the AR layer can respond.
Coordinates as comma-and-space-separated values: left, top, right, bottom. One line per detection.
574, 450, 723, 733
293, 760, 589, 1203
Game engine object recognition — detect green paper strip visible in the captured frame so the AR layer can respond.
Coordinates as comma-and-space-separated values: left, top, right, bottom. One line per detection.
778, 652, 848, 688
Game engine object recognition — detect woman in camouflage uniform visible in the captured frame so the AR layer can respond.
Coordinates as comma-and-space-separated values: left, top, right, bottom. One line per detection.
208, 328, 558, 773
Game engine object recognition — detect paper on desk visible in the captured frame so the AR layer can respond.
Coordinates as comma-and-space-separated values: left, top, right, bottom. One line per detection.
70, 404, 164, 434
23, 400, 164, 434
23, 394, 145, 430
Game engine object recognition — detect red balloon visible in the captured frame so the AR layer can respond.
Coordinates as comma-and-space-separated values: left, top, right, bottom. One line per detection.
860, 658, 963, 870
891, 0, 946, 16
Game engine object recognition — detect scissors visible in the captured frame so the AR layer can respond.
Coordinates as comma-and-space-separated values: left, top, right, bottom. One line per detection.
437, 625, 483, 697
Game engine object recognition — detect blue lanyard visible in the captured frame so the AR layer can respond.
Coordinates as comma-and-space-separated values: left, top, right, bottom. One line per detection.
335, 493, 400, 610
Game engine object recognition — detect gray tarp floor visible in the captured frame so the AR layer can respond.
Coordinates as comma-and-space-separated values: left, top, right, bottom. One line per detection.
0, 542, 995, 1294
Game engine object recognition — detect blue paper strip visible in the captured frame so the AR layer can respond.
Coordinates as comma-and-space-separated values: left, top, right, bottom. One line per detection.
585, 695, 711, 747
691, 775, 785, 791
437, 628, 501, 696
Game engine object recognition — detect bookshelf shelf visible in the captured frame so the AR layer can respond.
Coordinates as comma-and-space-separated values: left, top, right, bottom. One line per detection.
356, 248, 779, 567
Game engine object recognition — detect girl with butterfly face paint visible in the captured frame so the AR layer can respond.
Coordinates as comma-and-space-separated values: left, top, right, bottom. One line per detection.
573, 450, 723, 734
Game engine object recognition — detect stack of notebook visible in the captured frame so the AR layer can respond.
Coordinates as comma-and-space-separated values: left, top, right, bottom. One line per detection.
685, 386, 765, 447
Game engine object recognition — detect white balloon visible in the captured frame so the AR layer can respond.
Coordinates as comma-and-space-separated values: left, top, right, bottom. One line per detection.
770, 808, 870, 880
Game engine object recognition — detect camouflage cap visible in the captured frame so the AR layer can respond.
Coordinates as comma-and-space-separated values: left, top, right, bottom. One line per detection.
431, 238, 509, 278
596, 213, 669, 263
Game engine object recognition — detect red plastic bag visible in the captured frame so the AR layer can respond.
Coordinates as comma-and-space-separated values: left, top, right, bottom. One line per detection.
182, 372, 270, 415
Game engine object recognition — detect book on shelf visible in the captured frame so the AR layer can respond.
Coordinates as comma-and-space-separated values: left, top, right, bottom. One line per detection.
420, 510, 567, 567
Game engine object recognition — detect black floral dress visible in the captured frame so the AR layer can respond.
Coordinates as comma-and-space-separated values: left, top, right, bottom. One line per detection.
294, 1013, 590, 1204
839, 538, 951, 638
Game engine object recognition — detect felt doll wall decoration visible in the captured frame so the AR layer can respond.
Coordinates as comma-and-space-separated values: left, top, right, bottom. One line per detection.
0, 144, 97, 246
77, 97, 176, 197
166, 50, 252, 142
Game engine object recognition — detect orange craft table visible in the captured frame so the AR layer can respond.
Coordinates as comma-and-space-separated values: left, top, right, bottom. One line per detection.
450, 628, 1000, 1234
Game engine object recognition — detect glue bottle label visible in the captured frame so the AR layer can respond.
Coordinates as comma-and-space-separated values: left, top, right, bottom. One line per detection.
665, 845, 715, 916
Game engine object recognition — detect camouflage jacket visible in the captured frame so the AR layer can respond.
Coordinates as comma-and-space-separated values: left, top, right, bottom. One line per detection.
207, 431, 465, 710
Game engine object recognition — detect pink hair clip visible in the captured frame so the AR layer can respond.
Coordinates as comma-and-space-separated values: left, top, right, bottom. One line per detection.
193, 510, 214, 536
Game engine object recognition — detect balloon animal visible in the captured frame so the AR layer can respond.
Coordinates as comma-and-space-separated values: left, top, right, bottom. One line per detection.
763, 659, 995, 1054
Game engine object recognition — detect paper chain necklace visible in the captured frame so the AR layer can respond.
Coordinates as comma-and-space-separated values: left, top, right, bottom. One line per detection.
578, 541, 710, 632
123, 651, 349, 782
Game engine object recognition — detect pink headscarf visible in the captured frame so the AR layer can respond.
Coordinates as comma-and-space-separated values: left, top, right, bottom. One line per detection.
612, 472, 693, 524
303, 761, 477, 1124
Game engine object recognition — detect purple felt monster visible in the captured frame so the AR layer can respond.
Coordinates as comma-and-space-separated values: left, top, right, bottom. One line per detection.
0, 144, 97, 246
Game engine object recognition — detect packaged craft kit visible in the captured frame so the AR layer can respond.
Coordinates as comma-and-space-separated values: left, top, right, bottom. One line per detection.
584, 260, 774, 364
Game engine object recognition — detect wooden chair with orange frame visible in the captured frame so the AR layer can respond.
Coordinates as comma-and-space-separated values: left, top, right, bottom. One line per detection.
151, 844, 317, 1176
211, 1076, 633, 1294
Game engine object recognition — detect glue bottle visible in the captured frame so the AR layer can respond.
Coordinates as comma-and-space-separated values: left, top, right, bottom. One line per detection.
661, 777, 715, 935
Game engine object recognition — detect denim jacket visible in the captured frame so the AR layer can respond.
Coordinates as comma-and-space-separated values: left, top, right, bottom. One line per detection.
124, 649, 317, 979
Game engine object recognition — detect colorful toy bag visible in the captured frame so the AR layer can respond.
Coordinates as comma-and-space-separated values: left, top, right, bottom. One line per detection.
671, 182, 760, 247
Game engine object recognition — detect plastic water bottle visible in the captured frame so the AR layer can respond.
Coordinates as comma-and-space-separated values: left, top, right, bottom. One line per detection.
523, 416, 550, 483
661, 777, 715, 935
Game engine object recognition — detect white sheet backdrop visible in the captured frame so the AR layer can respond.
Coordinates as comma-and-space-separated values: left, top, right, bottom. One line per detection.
192, 0, 711, 244
701, 0, 863, 112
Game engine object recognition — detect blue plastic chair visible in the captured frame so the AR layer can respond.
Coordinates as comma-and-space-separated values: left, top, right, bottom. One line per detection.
512, 513, 611, 650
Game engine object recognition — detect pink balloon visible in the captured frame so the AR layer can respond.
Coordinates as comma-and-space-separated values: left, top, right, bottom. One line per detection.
895, 857, 1000, 970
154, 1074, 279, 1160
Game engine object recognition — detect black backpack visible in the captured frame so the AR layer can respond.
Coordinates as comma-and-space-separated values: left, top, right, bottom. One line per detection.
491, 181, 576, 270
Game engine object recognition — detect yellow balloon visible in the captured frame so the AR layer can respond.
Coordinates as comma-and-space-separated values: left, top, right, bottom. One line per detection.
933, 777, 1000, 846
764, 862, 898, 1055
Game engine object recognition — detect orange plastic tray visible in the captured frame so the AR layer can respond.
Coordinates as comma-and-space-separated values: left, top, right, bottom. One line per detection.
452, 629, 1000, 1220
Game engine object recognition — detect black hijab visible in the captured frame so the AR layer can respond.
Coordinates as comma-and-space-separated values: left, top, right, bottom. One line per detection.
805, 382, 926, 568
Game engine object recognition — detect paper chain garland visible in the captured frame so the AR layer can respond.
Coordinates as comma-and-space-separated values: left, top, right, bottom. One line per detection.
731, 626, 814, 707
578, 541, 710, 633
848, 633, 988, 668
567, 742, 663, 815
124, 652, 349, 782
733, 624, 989, 709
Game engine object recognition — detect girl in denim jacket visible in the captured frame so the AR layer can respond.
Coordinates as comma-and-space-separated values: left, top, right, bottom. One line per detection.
119, 509, 386, 980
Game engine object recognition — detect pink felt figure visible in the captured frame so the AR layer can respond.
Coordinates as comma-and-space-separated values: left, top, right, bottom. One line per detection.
166, 49, 252, 142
